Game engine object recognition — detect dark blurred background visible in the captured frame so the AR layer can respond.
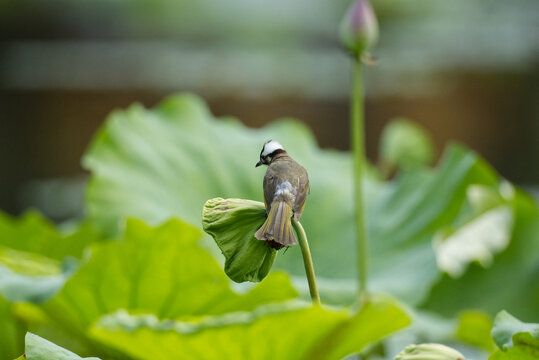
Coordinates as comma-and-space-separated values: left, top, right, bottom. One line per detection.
1, 0, 538, 221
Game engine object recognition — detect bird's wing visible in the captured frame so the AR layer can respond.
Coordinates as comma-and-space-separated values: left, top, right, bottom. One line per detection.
293, 165, 309, 220
263, 167, 278, 212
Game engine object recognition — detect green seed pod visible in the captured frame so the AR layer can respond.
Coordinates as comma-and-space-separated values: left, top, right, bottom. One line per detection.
202, 198, 276, 283
339, 0, 379, 57
395, 343, 465, 360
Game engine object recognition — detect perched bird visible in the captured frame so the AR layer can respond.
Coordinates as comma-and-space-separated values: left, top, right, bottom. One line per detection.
255, 140, 310, 250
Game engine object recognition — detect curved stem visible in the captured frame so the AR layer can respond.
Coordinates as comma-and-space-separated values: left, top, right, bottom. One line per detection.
351, 55, 369, 301
291, 219, 320, 305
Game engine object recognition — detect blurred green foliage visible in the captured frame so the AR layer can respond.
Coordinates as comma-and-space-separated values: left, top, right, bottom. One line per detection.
0, 212, 98, 303
0, 94, 538, 359
1, 295, 24, 359
456, 311, 496, 352
379, 118, 434, 175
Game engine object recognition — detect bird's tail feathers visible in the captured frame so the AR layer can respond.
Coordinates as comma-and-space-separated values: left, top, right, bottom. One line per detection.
255, 201, 297, 249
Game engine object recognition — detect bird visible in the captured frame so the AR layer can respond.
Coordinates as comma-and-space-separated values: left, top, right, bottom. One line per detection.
254, 140, 310, 250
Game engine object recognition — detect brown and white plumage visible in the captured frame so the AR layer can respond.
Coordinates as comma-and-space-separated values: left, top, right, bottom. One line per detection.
255, 141, 309, 249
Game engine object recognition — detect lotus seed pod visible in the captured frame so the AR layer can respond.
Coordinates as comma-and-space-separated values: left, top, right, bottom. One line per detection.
202, 198, 276, 283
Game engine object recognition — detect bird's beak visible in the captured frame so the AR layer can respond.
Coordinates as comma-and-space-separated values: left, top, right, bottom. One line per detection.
255, 160, 262, 167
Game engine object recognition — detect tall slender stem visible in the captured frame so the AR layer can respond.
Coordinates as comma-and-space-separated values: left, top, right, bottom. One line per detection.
291, 219, 320, 305
351, 55, 369, 301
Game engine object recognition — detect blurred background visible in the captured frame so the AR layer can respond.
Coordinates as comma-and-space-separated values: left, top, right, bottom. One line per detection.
1, 0, 538, 221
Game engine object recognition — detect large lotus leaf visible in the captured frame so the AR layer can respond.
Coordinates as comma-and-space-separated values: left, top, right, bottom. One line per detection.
0, 211, 99, 261
41, 218, 297, 337
422, 191, 539, 319
90, 297, 410, 360
83, 93, 516, 306
20, 333, 100, 360
202, 198, 274, 282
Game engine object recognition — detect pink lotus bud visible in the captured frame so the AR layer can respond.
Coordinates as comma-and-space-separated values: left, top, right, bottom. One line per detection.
339, 0, 379, 57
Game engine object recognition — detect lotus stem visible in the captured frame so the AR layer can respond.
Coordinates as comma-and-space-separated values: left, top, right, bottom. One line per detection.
291, 219, 320, 305
351, 54, 369, 301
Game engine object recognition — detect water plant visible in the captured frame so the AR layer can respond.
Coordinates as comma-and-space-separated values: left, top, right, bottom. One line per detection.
1, 1, 538, 359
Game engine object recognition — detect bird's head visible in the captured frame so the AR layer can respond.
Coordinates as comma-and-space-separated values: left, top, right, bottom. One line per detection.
256, 140, 285, 167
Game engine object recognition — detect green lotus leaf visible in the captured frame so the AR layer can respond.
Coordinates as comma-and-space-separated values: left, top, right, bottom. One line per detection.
0, 211, 100, 303
0, 211, 99, 261
90, 297, 410, 360
394, 343, 465, 360
366, 145, 502, 305
21, 332, 100, 360
489, 332, 539, 360
491, 311, 539, 350
487, 311, 539, 360
41, 218, 297, 338
0, 213, 101, 359
422, 191, 539, 319
0, 247, 76, 303
432, 184, 514, 278
202, 197, 274, 283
